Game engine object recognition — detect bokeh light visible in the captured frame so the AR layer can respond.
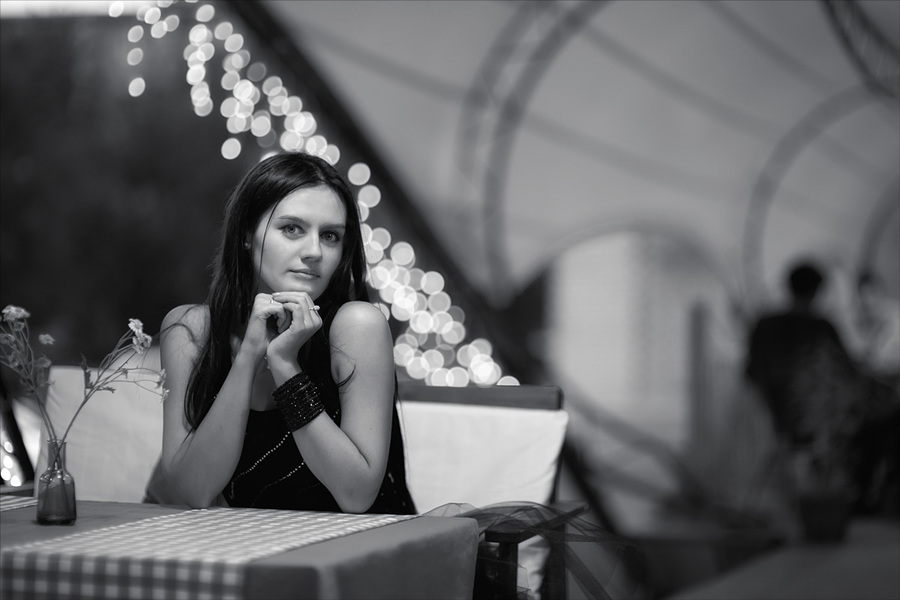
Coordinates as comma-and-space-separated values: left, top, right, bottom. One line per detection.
122, 0, 513, 387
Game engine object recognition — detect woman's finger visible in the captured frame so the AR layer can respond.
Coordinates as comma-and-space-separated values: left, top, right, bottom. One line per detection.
278, 300, 320, 330
256, 302, 284, 322
271, 291, 317, 307
276, 310, 289, 333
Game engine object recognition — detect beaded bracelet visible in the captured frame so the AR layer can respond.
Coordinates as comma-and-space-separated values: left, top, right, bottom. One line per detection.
272, 372, 325, 432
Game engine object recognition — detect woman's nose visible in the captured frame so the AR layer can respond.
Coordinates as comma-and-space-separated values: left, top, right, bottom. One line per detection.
301, 235, 322, 259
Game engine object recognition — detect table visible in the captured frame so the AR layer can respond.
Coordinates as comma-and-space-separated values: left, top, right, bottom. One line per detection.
0, 499, 479, 600
667, 518, 900, 600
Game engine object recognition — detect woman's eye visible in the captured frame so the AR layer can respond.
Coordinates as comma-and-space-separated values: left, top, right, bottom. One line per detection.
281, 224, 301, 236
322, 231, 341, 244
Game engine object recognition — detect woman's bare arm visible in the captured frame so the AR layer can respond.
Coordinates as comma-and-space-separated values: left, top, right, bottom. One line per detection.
149, 304, 256, 507
286, 302, 395, 512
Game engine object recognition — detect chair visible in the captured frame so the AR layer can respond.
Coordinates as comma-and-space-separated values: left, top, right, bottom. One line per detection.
33, 347, 163, 503
398, 382, 586, 599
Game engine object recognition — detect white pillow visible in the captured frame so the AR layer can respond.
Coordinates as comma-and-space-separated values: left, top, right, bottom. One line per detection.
34, 349, 163, 503
398, 400, 569, 513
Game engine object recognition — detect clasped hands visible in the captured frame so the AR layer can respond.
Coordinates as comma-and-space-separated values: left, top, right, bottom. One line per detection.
244, 292, 322, 371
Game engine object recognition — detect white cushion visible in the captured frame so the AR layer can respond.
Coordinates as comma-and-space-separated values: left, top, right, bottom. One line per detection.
34, 348, 163, 503
398, 400, 569, 513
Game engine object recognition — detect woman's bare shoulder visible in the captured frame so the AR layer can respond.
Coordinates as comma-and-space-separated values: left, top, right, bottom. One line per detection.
331, 301, 389, 333
161, 304, 209, 339
330, 302, 393, 384
330, 302, 391, 352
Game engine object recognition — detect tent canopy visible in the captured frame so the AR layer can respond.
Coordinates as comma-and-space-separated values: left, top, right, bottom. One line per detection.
264, 0, 900, 307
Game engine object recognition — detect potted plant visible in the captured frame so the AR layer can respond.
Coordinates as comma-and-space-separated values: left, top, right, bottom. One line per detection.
0, 305, 165, 524
787, 436, 857, 543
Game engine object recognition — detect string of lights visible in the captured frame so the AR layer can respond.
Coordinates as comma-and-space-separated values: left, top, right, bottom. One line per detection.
113, 0, 516, 388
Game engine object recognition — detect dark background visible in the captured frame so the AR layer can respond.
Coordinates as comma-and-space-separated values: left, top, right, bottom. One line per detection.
1, 14, 251, 365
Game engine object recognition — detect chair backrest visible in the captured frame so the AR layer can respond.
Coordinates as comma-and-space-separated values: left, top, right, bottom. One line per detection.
397, 382, 569, 513
34, 347, 163, 503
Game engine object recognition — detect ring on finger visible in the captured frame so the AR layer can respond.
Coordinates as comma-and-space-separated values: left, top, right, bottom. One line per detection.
309, 305, 320, 312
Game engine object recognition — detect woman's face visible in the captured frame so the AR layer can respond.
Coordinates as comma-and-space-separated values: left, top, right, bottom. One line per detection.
250, 185, 347, 300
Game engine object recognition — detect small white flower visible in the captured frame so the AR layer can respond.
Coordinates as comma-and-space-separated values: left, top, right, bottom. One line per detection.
39, 334, 55, 345
1, 305, 30, 322
128, 319, 144, 335
131, 331, 153, 354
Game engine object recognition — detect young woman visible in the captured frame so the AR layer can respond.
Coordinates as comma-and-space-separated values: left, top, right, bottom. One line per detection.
146, 152, 414, 514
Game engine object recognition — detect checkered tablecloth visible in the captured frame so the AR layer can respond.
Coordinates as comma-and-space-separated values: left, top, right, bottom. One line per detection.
0, 507, 416, 600
0, 496, 37, 512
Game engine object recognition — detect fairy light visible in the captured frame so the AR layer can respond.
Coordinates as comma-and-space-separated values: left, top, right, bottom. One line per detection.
115, 0, 518, 386
0, 427, 26, 487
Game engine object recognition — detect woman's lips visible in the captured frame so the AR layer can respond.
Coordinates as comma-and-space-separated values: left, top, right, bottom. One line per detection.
289, 270, 318, 279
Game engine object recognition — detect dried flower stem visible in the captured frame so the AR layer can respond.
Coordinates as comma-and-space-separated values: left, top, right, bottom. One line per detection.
1, 306, 165, 447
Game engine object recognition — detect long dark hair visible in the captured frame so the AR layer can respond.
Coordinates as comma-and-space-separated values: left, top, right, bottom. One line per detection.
185, 152, 369, 429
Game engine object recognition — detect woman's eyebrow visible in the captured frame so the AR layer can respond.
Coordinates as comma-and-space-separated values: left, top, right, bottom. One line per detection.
273, 214, 345, 230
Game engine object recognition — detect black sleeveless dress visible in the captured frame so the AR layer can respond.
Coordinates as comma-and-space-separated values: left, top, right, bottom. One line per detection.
222, 378, 415, 515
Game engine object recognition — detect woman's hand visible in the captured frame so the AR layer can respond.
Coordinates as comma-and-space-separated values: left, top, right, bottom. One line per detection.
240, 293, 289, 366
265, 291, 322, 378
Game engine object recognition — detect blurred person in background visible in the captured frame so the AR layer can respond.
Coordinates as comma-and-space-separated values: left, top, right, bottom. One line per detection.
744, 261, 854, 448
744, 260, 899, 517
853, 271, 900, 389
849, 270, 900, 515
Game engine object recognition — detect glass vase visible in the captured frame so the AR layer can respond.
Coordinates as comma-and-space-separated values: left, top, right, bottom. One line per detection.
37, 438, 76, 525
